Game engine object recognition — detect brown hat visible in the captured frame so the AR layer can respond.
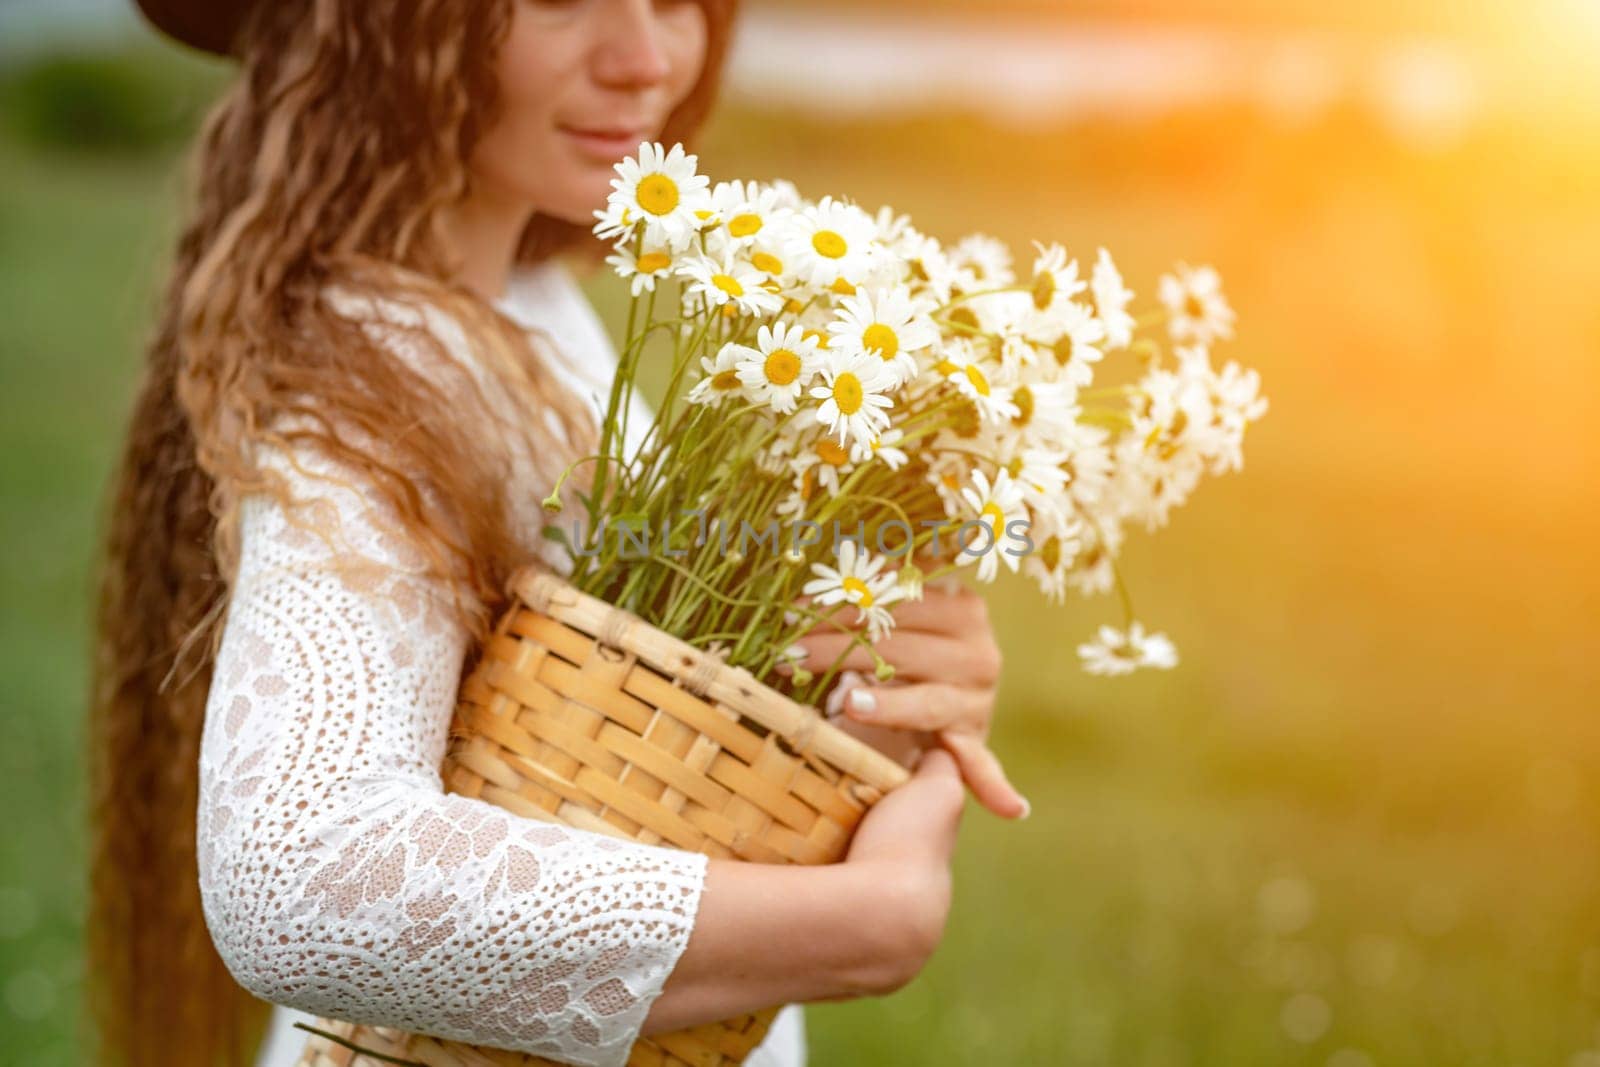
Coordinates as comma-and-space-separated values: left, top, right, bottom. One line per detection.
132, 0, 248, 57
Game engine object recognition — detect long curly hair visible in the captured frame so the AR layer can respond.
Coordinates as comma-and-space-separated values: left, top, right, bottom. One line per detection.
86, 1, 739, 1064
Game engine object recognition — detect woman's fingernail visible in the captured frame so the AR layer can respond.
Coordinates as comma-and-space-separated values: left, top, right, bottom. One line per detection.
1017, 797, 1031, 820
848, 689, 877, 717
784, 643, 809, 665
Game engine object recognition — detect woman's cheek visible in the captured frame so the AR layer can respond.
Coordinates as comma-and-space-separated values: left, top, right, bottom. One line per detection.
663, 11, 709, 106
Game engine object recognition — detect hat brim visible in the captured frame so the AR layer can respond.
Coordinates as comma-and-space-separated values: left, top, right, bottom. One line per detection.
133, 0, 243, 57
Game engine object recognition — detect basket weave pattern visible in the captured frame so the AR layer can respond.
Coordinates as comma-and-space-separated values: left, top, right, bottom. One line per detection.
295, 568, 910, 1067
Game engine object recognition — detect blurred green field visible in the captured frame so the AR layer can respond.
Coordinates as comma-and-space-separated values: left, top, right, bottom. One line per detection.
2, 41, 1598, 1067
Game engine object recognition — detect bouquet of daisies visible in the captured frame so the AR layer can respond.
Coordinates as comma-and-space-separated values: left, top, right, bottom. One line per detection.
540, 142, 1266, 697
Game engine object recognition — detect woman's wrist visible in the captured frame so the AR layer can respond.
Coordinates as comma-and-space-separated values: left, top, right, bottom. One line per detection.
640, 858, 932, 1035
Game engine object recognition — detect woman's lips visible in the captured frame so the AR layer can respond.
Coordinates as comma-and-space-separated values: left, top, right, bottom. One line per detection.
560, 126, 646, 159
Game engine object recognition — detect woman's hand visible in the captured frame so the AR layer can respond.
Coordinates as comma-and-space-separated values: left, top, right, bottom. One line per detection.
840, 746, 967, 993
785, 579, 1031, 821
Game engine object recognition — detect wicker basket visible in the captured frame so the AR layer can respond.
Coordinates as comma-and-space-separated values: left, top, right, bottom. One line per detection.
295, 567, 912, 1067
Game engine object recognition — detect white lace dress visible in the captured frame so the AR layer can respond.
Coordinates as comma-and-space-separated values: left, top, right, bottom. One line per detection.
198, 259, 807, 1067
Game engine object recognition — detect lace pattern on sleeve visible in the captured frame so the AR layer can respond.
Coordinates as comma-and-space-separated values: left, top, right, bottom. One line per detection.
196, 435, 708, 1067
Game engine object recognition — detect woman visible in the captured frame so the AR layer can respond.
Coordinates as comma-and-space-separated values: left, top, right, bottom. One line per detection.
89, 1, 1029, 1065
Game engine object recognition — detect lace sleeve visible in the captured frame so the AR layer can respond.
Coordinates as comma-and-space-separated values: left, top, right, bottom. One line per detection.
196, 438, 709, 1067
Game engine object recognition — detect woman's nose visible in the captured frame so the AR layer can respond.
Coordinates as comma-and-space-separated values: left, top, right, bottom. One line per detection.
592, 0, 674, 89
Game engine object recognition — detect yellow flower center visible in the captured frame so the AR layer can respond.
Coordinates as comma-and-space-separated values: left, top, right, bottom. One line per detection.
841, 576, 874, 608
764, 348, 801, 385
636, 252, 672, 273
933, 359, 959, 377
712, 273, 744, 298
861, 324, 899, 361
829, 277, 857, 296
1041, 534, 1062, 571
981, 502, 1006, 529
729, 212, 763, 237
752, 251, 784, 275
803, 328, 830, 350
1032, 270, 1056, 310
1006, 455, 1024, 478
712, 369, 741, 390
832, 372, 863, 415
722, 303, 738, 318
941, 472, 962, 490
815, 439, 850, 466
1185, 293, 1205, 319
813, 229, 847, 258
1012, 385, 1034, 426
963, 363, 991, 396
694, 209, 715, 221
637, 174, 679, 216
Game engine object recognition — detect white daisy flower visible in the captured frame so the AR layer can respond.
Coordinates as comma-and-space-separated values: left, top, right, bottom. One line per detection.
764, 177, 805, 212
607, 141, 712, 250
591, 199, 638, 243
827, 285, 937, 385
783, 196, 879, 290
1022, 509, 1084, 604
1077, 621, 1178, 676
962, 290, 1040, 380
1113, 431, 1204, 532
732, 322, 821, 414
1029, 241, 1087, 310
809, 347, 896, 448
679, 248, 785, 317
902, 230, 962, 304
686, 341, 751, 407
1090, 247, 1136, 350
789, 435, 857, 497
849, 426, 909, 470
1134, 368, 1210, 465
743, 239, 793, 286
1043, 300, 1107, 387
707, 179, 792, 247
872, 203, 918, 251
1000, 445, 1070, 523
1160, 262, 1235, 345
1003, 379, 1079, 449
933, 339, 1019, 425
956, 468, 1029, 583
948, 233, 1015, 287
605, 243, 676, 296
1204, 360, 1269, 472
802, 540, 904, 642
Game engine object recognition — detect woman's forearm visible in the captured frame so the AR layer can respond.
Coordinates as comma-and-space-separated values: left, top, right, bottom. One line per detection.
639, 858, 926, 1035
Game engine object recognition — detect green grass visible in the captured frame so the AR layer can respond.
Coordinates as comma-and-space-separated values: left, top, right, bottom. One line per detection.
3, 48, 1599, 1065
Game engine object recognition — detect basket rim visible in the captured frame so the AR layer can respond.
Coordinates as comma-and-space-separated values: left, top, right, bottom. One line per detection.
508, 566, 911, 792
